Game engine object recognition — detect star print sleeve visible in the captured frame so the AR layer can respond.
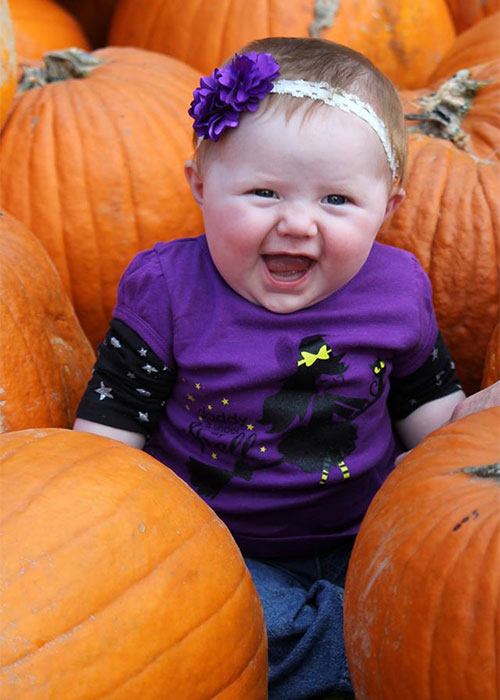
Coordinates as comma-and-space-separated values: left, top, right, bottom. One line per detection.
387, 257, 462, 419
388, 331, 463, 420
75, 319, 176, 435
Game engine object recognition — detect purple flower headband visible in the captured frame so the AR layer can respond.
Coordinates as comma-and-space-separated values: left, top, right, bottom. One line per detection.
189, 51, 399, 179
188, 52, 280, 141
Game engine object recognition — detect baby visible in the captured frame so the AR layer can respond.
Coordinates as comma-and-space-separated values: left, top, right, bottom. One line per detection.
74, 37, 486, 699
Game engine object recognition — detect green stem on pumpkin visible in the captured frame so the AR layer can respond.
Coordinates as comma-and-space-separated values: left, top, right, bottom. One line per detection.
462, 463, 500, 480
405, 69, 489, 148
18, 48, 102, 92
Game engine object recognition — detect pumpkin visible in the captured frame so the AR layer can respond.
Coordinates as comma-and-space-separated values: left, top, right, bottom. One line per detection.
344, 406, 500, 700
428, 12, 500, 82
0, 210, 95, 433
0, 47, 203, 349
378, 55, 499, 396
108, 0, 456, 89
444, 0, 500, 33
481, 323, 499, 389
0, 428, 267, 699
0, 0, 16, 129
9, 0, 90, 62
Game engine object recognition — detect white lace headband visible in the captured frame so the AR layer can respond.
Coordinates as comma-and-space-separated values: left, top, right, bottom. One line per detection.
270, 79, 399, 181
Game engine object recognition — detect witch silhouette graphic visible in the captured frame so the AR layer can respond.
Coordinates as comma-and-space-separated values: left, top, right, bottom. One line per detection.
187, 334, 387, 496
261, 335, 387, 482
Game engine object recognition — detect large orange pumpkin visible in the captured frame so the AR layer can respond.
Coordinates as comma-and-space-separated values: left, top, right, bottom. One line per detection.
428, 12, 500, 82
444, 0, 500, 33
481, 323, 499, 389
0, 428, 267, 698
0, 210, 95, 433
378, 52, 499, 396
344, 406, 500, 700
0, 47, 203, 348
9, 0, 90, 62
0, 0, 16, 129
108, 0, 455, 89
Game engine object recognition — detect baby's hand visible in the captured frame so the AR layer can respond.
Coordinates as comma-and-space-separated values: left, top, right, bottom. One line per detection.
449, 381, 500, 423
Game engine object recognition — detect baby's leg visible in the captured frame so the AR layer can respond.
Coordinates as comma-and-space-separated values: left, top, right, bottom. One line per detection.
244, 554, 354, 700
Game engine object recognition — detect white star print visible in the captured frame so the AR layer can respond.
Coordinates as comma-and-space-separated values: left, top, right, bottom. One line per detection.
127, 371, 136, 379
142, 364, 158, 374
431, 347, 439, 361
138, 347, 148, 357
95, 382, 114, 401
136, 388, 151, 397
138, 411, 149, 422
110, 337, 122, 348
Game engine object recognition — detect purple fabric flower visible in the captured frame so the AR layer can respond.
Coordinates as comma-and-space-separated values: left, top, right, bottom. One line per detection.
189, 52, 280, 141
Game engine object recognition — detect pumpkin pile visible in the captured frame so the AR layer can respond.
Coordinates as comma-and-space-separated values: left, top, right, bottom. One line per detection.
0, 1, 498, 698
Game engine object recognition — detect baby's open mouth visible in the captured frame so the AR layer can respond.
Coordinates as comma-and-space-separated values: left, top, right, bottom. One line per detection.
263, 254, 314, 280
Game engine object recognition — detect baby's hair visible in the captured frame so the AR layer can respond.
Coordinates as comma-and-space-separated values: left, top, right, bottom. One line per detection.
194, 37, 408, 186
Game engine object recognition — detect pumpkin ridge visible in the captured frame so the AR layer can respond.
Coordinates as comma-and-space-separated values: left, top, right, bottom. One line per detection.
39, 88, 71, 292
144, 0, 171, 53
96, 568, 250, 699
428, 508, 498, 695
209, 646, 267, 700
216, 0, 235, 62
373, 487, 490, 697
1, 517, 221, 670
0, 440, 126, 526
70, 74, 136, 309
210, 622, 268, 699
65, 75, 106, 308
2, 301, 60, 428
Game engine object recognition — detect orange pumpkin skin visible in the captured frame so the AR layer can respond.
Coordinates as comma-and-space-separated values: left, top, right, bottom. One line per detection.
344, 407, 500, 700
108, 0, 455, 89
481, 323, 500, 389
378, 58, 499, 396
428, 12, 500, 82
0, 428, 268, 699
0, 210, 95, 433
0, 47, 203, 349
9, 0, 90, 62
444, 0, 500, 33
0, 0, 16, 129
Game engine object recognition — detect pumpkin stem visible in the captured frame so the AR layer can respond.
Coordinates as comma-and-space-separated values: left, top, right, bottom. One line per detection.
462, 463, 500, 481
404, 69, 489, 149
309, 0, 340, 38
18, 48, 101, 92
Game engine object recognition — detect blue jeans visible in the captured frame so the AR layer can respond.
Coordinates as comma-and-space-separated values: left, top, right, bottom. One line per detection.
244, 539, 355, 700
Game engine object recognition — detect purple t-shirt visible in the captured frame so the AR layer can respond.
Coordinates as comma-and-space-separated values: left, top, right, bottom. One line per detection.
114, 235, 437, 557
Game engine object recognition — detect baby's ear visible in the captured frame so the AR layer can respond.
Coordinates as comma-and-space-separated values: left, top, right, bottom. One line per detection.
184, 159, 204, 206
384, 187, 405, 220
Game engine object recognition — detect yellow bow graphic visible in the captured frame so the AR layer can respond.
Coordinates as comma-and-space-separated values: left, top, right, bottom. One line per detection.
297, 344, 332, 367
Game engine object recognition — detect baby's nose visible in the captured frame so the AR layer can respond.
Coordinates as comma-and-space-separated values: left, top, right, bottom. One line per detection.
276, 204, 318, 237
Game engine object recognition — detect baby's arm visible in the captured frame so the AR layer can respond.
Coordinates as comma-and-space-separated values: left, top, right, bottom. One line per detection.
73, 417, 146, 449
395, 388, 466, 449
72, 319, 175, 450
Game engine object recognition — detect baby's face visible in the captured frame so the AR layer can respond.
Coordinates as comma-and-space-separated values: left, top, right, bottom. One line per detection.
187, 103, 404, 314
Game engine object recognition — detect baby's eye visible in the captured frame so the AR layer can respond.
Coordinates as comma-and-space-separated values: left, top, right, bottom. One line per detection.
323, 194, 348, 206
252, 189, 277, 198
